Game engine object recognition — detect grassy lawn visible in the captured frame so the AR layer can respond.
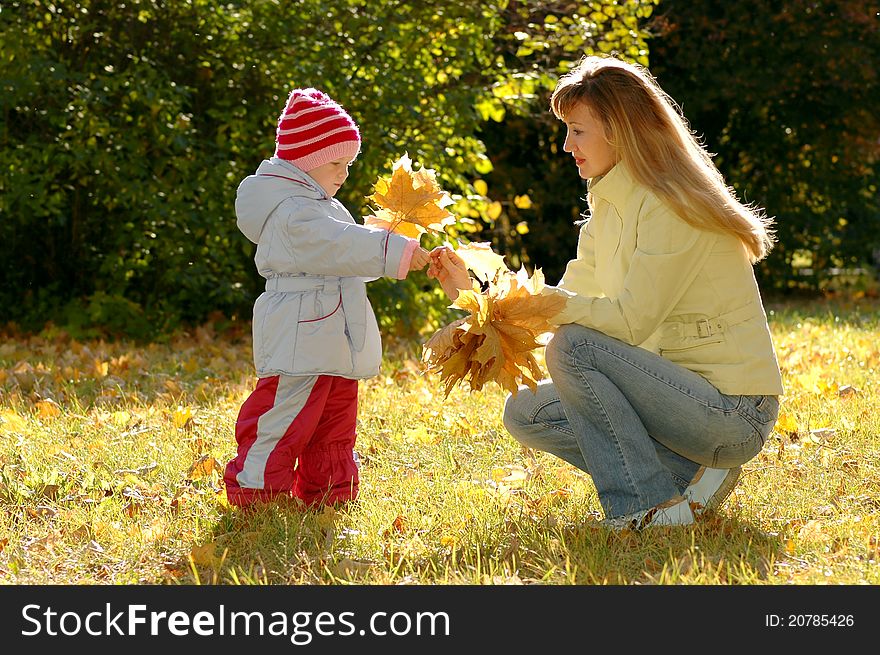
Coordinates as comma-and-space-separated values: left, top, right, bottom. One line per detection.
1, 294, 878, 585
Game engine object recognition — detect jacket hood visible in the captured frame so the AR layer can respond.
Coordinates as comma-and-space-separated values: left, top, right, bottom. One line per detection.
235, 157, 327, 243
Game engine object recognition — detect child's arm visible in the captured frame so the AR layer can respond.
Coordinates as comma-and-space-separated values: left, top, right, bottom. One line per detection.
279, 200, 422, 279
408, 246, 431, 272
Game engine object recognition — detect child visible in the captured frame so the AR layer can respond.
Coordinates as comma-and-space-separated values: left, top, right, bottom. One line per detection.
224, 88, 430, 508
430, 56, 783, 530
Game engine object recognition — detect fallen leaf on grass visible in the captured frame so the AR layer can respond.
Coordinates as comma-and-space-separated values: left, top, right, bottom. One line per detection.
808, 427, 837, 443
838, 384, 859, 398
315, 506, 339, 531
531, 489, 571, 512
215, 488, 230, 508
26, 505, 58, 519
403, 425, 436, 444
35, 399, 62, 419
187, 455, 222, 480
797, 519, 829, 544
439, 534, 458, 548
172, 405, 194, 430
0, 410, 27, 435
38, 484, 60, 500
483, 574, 524, 585
189, 543, 217, 566
491, 464, 530, 488
773, 412, 799, 437
113, 462, 159, 477
332, 558, 374, 579
93, 359, 109, 378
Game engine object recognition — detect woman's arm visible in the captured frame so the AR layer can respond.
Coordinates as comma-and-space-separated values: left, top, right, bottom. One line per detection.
552, 207, 717, 345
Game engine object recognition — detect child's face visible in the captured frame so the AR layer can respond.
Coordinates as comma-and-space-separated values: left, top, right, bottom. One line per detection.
562, 103, 617, 180
307, 156, 354, 197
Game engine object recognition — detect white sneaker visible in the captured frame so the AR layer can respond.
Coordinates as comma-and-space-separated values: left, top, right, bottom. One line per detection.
684, 466, 741, 514
603, 496, 694, 531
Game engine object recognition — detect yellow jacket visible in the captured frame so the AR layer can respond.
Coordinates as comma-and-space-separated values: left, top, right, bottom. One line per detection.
547, 163, 784, 396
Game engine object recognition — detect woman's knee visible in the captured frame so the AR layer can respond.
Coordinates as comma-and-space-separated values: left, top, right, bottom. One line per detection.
546, 324, 620, 374
546, 323, 595, 374
502, 391, 543, 448
501, 392, 525, 436
545, 325, 574, 371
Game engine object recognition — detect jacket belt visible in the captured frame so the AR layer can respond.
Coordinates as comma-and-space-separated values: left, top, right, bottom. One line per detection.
265, 275, 341, 293
663, 303, 757, 339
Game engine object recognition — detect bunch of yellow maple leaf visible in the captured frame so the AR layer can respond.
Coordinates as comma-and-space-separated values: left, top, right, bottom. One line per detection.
421, 262, 566, 397
366, 154, 566, 397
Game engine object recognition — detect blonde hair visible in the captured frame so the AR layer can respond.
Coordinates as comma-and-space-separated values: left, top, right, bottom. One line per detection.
551, 56, 774, 262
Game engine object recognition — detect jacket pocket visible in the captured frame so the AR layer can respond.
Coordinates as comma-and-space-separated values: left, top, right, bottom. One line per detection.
293, 290, 354, 374
253, 292, 301, 374
657, 332, 725, 355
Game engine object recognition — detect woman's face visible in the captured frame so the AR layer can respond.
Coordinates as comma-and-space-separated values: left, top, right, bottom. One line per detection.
562, 103, 618, 180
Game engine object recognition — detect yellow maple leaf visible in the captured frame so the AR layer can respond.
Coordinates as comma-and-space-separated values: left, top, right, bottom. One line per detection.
404, 425, 436, 444
189, 542, 218, 566
774, 412, 798, 435
172, 405, 193, 430
422, 264, 567, 397
187, 455, 222, 480
365, 153, 455, 239
364, 208, 425, 239
35, 399, 62, 419
491, 464, 530, 487
454, 241, 509, 283
439, 534, 458, 547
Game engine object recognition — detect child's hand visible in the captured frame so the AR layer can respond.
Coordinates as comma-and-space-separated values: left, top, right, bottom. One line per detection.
408, 247, 431, 273
427, 246, 472, 301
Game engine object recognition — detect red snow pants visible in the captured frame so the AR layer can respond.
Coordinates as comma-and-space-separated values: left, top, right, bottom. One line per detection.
224, 374, 360, 508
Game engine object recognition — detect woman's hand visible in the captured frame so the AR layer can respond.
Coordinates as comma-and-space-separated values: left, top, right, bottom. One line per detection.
427, 246, 472, 301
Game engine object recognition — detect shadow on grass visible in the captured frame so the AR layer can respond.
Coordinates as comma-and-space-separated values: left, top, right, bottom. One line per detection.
554, 512, 781, 584
174, 502, 782, 586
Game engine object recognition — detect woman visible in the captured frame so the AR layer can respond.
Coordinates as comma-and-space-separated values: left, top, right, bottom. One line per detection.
428, 55, 783, 529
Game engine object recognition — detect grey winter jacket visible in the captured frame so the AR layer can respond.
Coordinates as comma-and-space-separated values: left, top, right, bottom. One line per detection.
236, 157, 414, 379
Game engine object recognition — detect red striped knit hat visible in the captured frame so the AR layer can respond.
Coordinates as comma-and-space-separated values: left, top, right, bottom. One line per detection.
274, 88, 361, 171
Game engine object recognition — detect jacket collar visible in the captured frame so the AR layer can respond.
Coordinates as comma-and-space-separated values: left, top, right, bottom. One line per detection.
263, 157, 329, 200
587, 162, 635, 207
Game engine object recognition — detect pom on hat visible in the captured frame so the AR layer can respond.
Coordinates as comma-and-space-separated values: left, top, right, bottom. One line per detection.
274, 88, 361, 171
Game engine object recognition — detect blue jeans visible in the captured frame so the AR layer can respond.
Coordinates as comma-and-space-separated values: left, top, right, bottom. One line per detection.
502, 324, 780, 519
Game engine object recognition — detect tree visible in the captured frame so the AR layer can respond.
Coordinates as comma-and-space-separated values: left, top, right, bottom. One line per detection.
647, 0, 880, 290
460, 0, 660, 284
0, 0, 508, 338
0, 0, 665, 339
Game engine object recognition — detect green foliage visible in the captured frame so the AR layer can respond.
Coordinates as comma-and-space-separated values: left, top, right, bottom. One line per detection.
456, 0, 660, 283
5, 0, 871, 341
648, 0, 880, 291
2, 0, 259, 336
0, 0, 514, 339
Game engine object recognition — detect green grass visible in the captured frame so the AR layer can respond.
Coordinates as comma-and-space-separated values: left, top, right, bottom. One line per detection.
1, 295, 878, 585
